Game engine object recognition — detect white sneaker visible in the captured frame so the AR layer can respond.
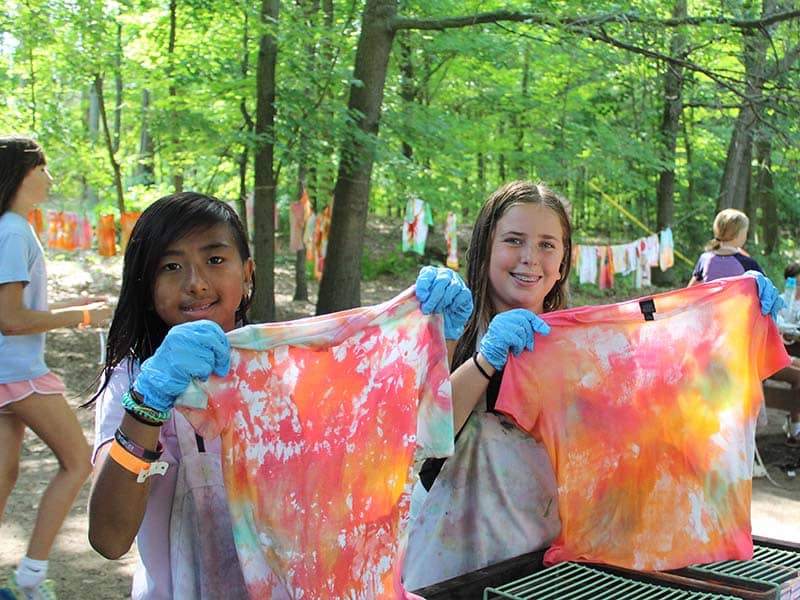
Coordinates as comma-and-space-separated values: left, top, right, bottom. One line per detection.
2, 577, 57, 600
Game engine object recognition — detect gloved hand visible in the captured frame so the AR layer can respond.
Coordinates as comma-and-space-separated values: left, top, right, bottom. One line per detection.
133, 320, 231, 412
415, 265, 473, 340
745, 271, 786, 321
478, 308, 551, 371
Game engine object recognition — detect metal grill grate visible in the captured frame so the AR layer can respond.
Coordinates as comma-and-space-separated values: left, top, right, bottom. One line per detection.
483, 562, 742, 600
686, 544, 800, 599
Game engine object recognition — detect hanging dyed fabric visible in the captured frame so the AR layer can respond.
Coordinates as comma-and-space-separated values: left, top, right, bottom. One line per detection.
402, 198, 433, 256
445, 211, 459, 270
96, 214, 117, 257
75, 216, 93, 250
62, 211, 78, 251
597, 245, 613, 289
659, 227, 674, 271
635, 237, 651, 288
304, 212, 316, 262
577, 245, 598, 285
313, 205, 331, 280
27, 207, 43, 241
289, 190, 309, 253
176, 288, 454, 600
120, 212, 141, 252
46, 211, 63, 249
496, 276, 790, 571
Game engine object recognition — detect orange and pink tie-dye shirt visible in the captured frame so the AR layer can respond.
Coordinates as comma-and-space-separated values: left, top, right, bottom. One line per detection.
176, 288, 453, 599
496, 275, 790, 571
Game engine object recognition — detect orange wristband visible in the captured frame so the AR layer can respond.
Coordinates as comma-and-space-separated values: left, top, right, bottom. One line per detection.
78, 309, 91, 329
108, 439, 168, 483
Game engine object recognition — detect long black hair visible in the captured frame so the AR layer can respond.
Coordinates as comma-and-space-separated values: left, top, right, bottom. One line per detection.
0, 136, 46, 217
88, 191, 255, 403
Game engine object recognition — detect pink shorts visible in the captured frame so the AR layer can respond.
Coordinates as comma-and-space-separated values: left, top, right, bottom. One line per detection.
0, 372, 67, 414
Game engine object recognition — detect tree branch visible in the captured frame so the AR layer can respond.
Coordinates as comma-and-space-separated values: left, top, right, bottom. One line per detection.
391, 9, 800, 33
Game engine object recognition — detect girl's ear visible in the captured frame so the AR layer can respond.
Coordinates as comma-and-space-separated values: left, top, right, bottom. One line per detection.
243, 257, 255, 287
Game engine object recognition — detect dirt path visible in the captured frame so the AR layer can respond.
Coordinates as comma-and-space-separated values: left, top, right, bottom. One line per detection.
2, 251, 800, 598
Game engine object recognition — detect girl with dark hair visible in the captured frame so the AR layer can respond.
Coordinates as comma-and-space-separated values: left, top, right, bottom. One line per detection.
86, 192, 255, 600
0, 136, 111, 600
404, 181, 572, 589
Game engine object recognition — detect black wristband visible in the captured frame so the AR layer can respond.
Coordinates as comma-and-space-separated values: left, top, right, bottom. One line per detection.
129, 387, 145, 405
114, 427, 164, 461
472, 351, 492, 381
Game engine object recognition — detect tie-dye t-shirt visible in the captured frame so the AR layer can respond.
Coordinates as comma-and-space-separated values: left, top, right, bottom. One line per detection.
176, 288, 453, 599
496, 276, 790, 571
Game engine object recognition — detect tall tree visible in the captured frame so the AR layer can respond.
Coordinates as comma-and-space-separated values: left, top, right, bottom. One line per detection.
652, 0, 687, 286
94, 74, 125, 213
251, 0, 280, 323
717, 0, 800, 211
316, 0, 397, 314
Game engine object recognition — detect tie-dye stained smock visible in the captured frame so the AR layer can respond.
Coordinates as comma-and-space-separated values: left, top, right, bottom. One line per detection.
496, 276, 790, 571
176, 288, 453, 599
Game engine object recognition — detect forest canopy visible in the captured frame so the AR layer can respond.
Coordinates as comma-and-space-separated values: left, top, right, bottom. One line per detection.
2, 0, 799, 316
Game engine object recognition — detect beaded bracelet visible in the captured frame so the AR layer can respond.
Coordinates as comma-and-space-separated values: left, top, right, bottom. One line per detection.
472, 351, 493, 381
121, 391, 171, 425
108, 439, 169, 483
114, 427, 163, 461
124, 407, 163, 427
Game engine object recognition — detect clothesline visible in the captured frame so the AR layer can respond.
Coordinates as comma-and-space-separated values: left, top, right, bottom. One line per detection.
587, 180, 693, 267
27, 207, 140, 257
573, 228, 674, 290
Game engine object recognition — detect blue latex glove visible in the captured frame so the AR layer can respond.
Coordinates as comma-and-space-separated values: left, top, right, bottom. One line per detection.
478, 308, 551, 371
133, 320, 231, 412
415, 265, 474, 340
745, 271, 786, 321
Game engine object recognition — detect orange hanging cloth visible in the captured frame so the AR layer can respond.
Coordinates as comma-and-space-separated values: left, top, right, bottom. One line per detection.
47, 212, 65, 249
120, 212, 141, 252
313, 205, 331, 280
27, 208, 44, 240
97, 214, 117, 257
62, 212, 78, 252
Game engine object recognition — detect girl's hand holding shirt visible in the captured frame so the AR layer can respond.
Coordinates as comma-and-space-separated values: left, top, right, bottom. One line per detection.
415, 266, 473, 340
478, 309, 550, 371
133, 320, 231, 413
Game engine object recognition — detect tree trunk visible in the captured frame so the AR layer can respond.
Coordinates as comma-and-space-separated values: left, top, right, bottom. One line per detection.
291, 0, 317, 303
682, 116, 695, 207
250, 0, 280, 323
652, 0, 686, 287
316, 0, 397, 314
136, 89, 155, 186
754, 137, 777, 255
238, 9, 253, 239
114, 22, 123, 153
717, 105, 756, 212
27, 48, 37, 131
94, 74, 125, 214
717, 0, 776, 211
168, 0, 183, 193
294, 168, 309, 302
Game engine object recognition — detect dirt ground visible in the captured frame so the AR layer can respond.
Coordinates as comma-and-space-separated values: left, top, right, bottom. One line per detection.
2, 241, 800, 598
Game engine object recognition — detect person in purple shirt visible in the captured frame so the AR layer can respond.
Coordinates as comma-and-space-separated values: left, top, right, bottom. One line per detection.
688, 209, 800, 458
687, 208, 764, 286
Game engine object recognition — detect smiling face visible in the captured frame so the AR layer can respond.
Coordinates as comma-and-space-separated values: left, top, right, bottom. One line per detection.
151, 223, 254, 333
488, 203, 566, 314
